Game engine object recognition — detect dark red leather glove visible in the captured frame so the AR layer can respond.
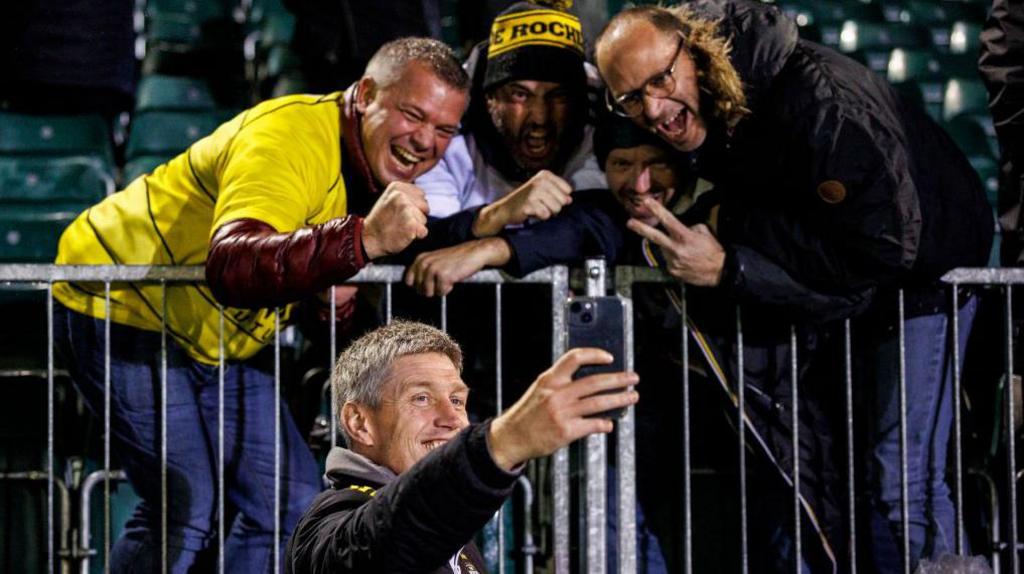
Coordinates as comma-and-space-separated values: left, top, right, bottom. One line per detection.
205, 216, 367, 309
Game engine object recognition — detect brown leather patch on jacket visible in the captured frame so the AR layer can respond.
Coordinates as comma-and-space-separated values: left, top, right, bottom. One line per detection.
817, 180, 847, 204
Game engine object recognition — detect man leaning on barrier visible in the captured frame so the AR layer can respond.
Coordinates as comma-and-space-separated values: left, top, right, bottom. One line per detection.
403, 1, 606, 296
51, 38, 469, 572
594, 1, 993, 572
284, 320, 639, 573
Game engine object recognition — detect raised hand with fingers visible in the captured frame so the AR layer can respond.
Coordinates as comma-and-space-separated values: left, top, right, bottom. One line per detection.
403, 238, 512, 297
361, 182, 430, 259
472, 170, 573, 237
626, 197, 726, 286
486, 348, 639, 471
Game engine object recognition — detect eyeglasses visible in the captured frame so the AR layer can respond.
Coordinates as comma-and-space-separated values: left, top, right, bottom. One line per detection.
605, 33, 687, 118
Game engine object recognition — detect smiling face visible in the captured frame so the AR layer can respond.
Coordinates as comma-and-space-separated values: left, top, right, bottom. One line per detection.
597, 19, 707, 152
605, 144, 679, 226
355, 352, 470, 474
486, 80, 572, 171
356, 61, 469, 185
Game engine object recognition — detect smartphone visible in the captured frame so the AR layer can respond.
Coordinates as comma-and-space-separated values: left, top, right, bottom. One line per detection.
565, 295, 631, 419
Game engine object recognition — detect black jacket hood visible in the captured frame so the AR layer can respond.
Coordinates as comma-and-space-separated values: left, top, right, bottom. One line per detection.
688, 0, 799, 112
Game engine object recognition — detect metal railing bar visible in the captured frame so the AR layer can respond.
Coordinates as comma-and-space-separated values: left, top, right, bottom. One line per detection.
1006, 287, 1020, 574
47, 284, 55, 574
618, 295, 637, 574
584, 259, 607, 574
0, 264, 569, 285
898, 289, 910, 574
161, 281, 169, 574
495, 284, 505, 574
952, 287, 965, 555
738, 306, 749, 574
104, 282, 112, 574
790, 325, 802, 574
274, 309, 282, 573
552, 265, 571, 574
218, 308, 226, 574
844, 319, 857, 571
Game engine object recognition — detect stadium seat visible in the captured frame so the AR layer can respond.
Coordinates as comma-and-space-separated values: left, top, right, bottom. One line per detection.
145, 0, 229, 22
125, 110, 237, 160
879, 0, 986, 47
248, 0, 292, 24
136, 75, 216, 112
840, 21, 932, 73
943, 77, 990, 121
0, 156, 113, 262
122, 155, 172, 183
0, 156, 113, 204
944, 115, 996, 162
777, 0, 885, 48
0, 112, 114, 169
949, 21, 984, 55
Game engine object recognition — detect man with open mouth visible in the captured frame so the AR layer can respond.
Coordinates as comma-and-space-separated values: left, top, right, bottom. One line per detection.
595, 1, 993, 572
52, 37, 469, 573
403, 1, 605, 298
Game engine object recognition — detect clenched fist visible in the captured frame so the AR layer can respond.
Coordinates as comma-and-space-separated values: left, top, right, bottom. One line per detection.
362, 182, 430, 259
472, 170, 573, 237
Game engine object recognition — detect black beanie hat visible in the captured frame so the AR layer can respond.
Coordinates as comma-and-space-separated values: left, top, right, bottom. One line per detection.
593, 113, 670, 169
483, 2, 586, 92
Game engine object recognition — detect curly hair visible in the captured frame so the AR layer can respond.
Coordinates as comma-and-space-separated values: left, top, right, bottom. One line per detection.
596, 4, 750, 129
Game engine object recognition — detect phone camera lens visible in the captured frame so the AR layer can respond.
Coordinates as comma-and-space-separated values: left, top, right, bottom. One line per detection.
581, 312, 593, 324
570, 301, 582, 313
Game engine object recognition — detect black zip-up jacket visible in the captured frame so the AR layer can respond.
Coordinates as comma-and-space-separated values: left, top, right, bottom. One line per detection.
484, 0, 992, 326
285, 421, 518, 574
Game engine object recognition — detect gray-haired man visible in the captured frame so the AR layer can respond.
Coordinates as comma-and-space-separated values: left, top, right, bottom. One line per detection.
285, 320, 639, 573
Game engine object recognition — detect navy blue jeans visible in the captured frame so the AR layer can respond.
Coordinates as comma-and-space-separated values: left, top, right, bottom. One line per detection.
860, 297, 977, 573
55, 304, 321, 574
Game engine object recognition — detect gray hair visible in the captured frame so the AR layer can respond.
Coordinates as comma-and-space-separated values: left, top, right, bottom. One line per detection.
333, 320, 464, 420
364, 37, 470, 92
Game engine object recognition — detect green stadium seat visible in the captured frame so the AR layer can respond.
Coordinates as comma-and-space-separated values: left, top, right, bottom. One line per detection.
949, 21, 983, 55
136, 75, 216, 112
0, 156, 113, 204
125, 110, 237, 160
943, 77, 990, 121
259, 13, 296, 49
0, 113, 114, 168
0, 156, 113, 262
943, 115, 996, 163
123, 155, 172, 183
880, 1, 986, 47
271, 73, 309, 98
777, 0, 886, 48
840, 21, 932, 73
265, 45, 301, 80
146, 0, 229, 22
248, 0, 292, 24
969, 154, 1000, 206
145, 15, 203, 46
0, 206, 83, 262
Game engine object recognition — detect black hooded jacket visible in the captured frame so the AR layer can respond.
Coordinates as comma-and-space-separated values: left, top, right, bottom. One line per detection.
284, 422, 518, 574
493, 0, 992, 326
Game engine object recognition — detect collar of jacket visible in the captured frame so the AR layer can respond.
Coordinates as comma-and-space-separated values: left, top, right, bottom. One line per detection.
462, 41, 588, 185
340, 85, 382, 210
324, 446, 398, 489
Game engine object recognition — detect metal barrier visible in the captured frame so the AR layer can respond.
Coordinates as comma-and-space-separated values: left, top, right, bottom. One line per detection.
1, 262, 1022, 573
0, 263, 576, 574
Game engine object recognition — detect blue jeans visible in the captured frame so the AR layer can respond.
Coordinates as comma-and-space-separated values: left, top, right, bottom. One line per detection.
860, 297, 977, 573
55, 304, 321, 574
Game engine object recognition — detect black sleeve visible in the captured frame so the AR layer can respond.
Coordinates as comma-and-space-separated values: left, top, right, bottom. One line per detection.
980, 0, 1024, 243
285, 421, 519, 574
502, 189, 629, 277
